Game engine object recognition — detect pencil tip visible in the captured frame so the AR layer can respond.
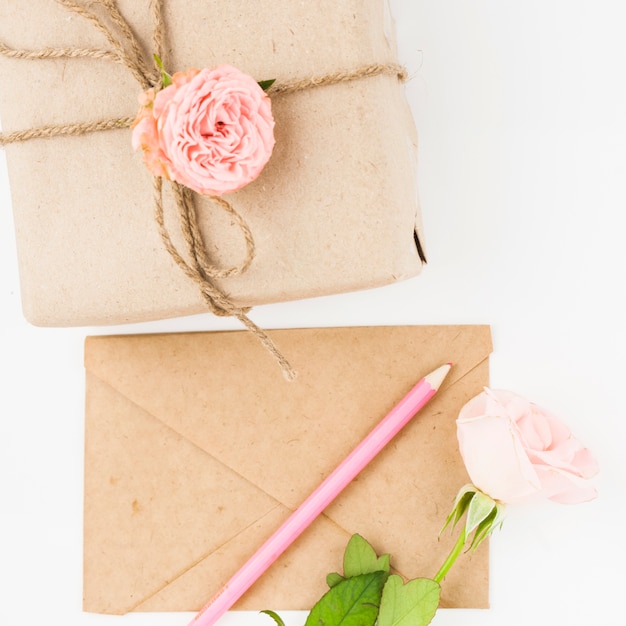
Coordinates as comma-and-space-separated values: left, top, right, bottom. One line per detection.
424, 363, 452, 390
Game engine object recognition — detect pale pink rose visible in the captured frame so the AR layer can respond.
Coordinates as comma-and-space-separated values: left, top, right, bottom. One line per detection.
456, 388, 598, 504
131, 65, 275, 195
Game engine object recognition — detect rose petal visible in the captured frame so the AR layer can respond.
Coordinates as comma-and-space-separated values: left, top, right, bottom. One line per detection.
533, 464, 600, 504
457, 412, 542, 503
516, 409, 553, 450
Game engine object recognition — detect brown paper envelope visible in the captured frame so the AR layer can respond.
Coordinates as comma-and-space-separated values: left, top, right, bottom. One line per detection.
83, 325, 492, 614
0, 0, 423, 326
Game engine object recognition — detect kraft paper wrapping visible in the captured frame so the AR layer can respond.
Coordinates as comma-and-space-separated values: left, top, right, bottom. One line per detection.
0, 0, 424, 327
83, 325, 492, 613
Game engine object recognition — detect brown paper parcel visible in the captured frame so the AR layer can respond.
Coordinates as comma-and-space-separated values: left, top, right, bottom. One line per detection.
83, 325, 492, 614
0, 0, 424, 327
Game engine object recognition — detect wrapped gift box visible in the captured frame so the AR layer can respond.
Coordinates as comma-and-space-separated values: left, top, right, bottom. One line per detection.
0, 0, 424, 326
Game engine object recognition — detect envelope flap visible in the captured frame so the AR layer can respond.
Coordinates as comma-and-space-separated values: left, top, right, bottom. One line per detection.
83, 371, 286, 614
84, 325, 491, 510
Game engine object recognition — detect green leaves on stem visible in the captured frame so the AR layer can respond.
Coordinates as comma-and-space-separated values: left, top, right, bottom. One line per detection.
262, 534, 440, 626
262, 487, 502, 626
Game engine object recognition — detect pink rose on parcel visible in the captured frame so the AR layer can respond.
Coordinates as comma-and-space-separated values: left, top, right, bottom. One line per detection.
132, 64, 275, 196
456, 388, 598, 504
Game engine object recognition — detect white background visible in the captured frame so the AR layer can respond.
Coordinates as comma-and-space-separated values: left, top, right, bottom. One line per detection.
1, 1, 624, 624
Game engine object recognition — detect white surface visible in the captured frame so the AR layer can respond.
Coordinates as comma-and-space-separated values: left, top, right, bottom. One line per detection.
1, 1, 624, 624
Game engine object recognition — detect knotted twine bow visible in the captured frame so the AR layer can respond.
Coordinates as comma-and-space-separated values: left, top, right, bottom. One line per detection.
0, 0, 407, 381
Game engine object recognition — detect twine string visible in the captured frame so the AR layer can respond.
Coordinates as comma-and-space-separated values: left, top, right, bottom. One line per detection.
150, 0, 166, 70
153, 177, 296, 380
153, 177, 245, 316
0, 0, 406, 380
96, 0, 160, 85
0, 116, 135, 144
0, 61, 406, 147
54, 0, 155, 88
0, 42, 118, 61
267, 63, 408, 96
171, 182, 255, 280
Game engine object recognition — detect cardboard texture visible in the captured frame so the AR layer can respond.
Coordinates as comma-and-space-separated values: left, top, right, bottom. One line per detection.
0, 0, 424, 327
83, 325, 492, 614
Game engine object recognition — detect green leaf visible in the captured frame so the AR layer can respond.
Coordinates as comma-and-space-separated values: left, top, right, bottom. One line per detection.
326, 572, 345, 588
377, 575, 441, 626
153, 54, 172, 88
304, 571, 387, 626
258, 78, 276, 91
260, 609, 287, 626
343, 534, 390, 578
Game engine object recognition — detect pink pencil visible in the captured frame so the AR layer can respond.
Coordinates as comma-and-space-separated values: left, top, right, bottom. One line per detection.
189, 363, 452, 626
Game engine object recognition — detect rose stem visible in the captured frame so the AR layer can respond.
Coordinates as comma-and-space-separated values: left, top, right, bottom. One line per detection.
433, 528, 467, 584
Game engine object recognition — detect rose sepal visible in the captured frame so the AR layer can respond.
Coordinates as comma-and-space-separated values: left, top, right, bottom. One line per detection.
441, 484, 506, 552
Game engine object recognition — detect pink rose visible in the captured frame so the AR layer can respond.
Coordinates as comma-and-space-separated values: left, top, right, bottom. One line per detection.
131, 65, 275, 195
456, 388, 598, 504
